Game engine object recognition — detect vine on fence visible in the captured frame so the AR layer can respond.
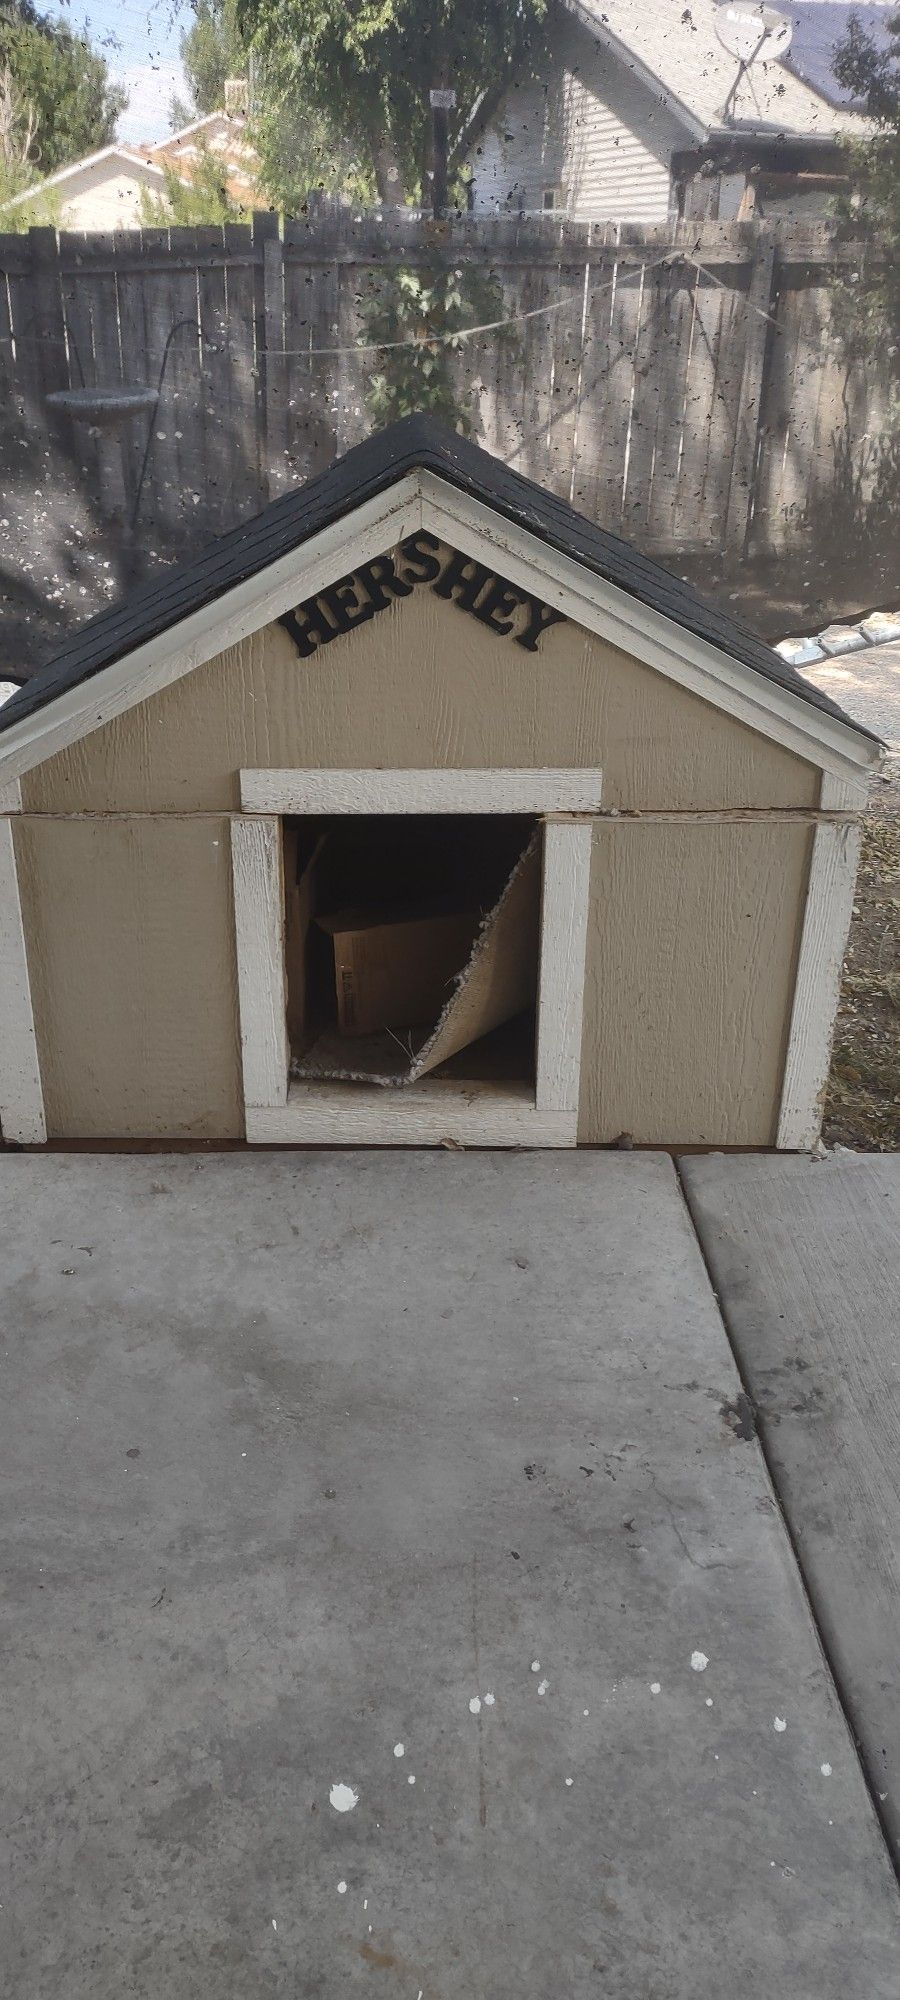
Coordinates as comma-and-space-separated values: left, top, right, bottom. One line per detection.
359, 250, 518, 434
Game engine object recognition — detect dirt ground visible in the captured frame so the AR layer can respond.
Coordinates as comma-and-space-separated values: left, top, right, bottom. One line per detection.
824, 766, 900, 1151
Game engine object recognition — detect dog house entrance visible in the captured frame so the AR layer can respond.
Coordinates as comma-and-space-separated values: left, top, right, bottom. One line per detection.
232, 769, 600, 1147
284, 814, 540, 1089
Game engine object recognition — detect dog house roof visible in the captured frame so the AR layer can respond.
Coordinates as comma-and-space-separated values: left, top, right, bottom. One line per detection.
0, 413, 879, 749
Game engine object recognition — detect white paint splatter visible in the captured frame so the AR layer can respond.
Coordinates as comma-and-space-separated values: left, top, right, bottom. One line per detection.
690, 1651, 709, 1673
337, 1881, 347, 1895
583, 1709, 589, 1717
650, 1682, 661, 1695
537, 1678, 549, 1696
821, 1762, 832, 1777
531, 1660, 541, 1673
469, 1696, 482, 1715
484, 1692, 496, 1708
705, 1697, 713, 1707
773, 1717, 787, 1733
565, 1777, 573, 1787
393, 1742, 405, 1758
272, 1918, 277, 1930
329, 1782, 359, 1812
408, 1774, 416, 1785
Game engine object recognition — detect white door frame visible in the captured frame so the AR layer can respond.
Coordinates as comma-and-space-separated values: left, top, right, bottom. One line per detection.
232, 767, 600, 1147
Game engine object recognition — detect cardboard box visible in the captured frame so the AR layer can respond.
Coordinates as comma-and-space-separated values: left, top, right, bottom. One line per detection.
295, 829, 542, 1085
315, 907, 479, 1037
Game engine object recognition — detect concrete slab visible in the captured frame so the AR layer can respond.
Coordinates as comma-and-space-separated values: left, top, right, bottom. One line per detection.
798, 635, 900, 751
680, 1151, 900, 1866
1, 1150, 897, 1998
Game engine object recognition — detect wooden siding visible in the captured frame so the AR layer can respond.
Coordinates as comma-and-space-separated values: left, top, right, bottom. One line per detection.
21, 582, 819, 816
11, 808, 812, 1146
14, 814, 243, 1138
580, 817, 813, 1146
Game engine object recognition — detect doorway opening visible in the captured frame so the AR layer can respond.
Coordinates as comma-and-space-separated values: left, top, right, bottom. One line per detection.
282, 813, 540, 1089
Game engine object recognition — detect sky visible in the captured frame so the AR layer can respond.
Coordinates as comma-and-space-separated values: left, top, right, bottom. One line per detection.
66, 0, 191, 143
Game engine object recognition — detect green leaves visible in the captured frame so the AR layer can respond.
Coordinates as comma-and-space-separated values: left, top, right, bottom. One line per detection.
0, 2, 125, 177
359, 248, 517, 432
238, 0, 547, 203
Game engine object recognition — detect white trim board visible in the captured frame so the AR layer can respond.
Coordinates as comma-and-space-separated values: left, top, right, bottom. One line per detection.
535, 820, 592, 1113
0, 818, 46, 1143
240, 768, 603, 816
248, 1081, 576, 1148
776, 818, 862, 1150
0, 470, 879, 792
232, 783, 595, 1147
231, 815, 289, 1112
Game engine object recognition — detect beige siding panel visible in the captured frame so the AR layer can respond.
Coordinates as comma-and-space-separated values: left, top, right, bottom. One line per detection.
14, 815, 242, 1139
23, 585, 818, 814
578, 819, 812, 1146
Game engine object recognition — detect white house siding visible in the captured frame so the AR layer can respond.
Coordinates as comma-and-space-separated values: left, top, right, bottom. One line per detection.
467, 19, 687, 221
57, 168, 152, 230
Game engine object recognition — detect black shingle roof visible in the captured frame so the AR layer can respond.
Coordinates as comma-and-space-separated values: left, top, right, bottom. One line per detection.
0, 414, 877, 745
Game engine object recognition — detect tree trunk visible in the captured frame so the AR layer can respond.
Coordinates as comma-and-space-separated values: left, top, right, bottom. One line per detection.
371, 135, 406, 207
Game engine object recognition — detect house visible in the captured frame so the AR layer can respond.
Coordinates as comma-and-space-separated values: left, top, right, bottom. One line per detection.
463, 0, 888, 222
140, 99, 260, 212
0, 145, 170, 231
0, 97, 258, 232
0, 415, 878, 1152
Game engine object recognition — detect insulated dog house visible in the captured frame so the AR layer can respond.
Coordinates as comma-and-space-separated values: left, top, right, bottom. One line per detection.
0, 416, 880, 1150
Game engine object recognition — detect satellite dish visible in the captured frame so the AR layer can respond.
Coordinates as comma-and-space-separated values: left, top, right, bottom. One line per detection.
715, 3, 793, 66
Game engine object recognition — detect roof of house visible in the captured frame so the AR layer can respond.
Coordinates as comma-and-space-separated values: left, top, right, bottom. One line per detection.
565, 0, 876, 139
141, 111, 259, 204
0, 415, 877, 750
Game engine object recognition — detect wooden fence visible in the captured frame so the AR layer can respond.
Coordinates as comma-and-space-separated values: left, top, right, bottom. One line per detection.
0, 210, 890, 670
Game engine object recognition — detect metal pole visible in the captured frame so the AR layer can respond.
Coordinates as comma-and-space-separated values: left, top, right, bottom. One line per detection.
429, 88, 456, 220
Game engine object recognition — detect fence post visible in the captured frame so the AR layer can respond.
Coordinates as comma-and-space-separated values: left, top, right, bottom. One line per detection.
723, 221, 777, 560
28, 226, 68, 399
260, 220, 290, 498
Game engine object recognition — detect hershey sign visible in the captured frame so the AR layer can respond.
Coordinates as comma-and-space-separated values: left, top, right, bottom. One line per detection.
279, 532, 565, 659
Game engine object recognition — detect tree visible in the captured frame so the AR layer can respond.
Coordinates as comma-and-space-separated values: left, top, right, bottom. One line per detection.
832, 11, 900, 368
236, 0, 548, 205
171, 0, 245, 128
827, 13, 900, 547
0, 2, 126, 178
140, 140, 245, 226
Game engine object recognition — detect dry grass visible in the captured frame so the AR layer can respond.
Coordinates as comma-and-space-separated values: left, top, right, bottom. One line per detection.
824, 770, 900, 1151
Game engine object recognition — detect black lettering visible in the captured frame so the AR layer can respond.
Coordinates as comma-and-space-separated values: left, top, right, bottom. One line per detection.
279, 604, 331, 657
399, 529, 443, 584
431, 549, 494, 613
472, 576, 522, 635
514, 596, 566, 651
356, 553, 413, 612
319, 577, 374, 636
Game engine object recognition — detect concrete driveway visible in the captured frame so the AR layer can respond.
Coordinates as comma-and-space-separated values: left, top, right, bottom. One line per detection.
682, 1150, 900, 1861
799, 636, 900, 755
1, 1150, 897, 1998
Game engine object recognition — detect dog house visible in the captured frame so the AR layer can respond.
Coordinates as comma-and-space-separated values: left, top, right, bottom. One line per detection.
0, 416, 881, 1151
